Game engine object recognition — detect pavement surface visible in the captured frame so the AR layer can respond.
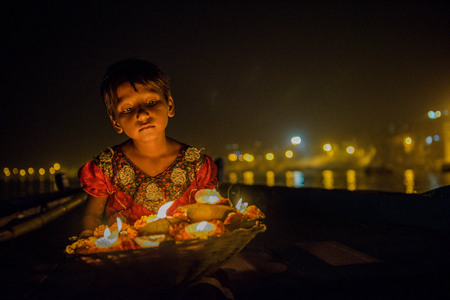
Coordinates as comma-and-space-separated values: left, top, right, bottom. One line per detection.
1, 185, 449, 299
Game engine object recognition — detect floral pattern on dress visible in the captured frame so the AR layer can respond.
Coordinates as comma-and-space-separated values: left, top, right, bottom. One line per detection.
171, 167, 186, 185
118, 164, 135, 185
185, 147, 202, 162
99, 147, 114, 163
93, 144, 205, 213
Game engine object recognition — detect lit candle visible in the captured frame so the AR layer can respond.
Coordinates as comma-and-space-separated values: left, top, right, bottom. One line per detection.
185, 221, 216, 239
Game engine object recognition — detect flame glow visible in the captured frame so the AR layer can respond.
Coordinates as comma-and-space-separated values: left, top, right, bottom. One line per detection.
185, 221, 216, 239
94, 217, 121, 248
157, 201, 174, 219
236, 198, 248, 213
196, 221, 213, 231
195, 189, 222, 204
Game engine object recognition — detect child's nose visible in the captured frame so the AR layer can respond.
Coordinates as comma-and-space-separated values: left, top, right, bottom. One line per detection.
136, 106, 150, 120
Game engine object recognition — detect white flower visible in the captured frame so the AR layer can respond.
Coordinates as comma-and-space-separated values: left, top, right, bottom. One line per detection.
118, 165, 135, 185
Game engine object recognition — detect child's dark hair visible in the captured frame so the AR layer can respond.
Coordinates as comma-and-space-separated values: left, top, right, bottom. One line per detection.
101, 58, 171, 118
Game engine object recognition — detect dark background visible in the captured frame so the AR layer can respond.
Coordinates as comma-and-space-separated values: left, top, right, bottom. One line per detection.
2, 0, 449, 174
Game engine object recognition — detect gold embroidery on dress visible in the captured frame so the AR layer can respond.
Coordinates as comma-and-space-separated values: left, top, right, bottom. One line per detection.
185, 147, 202, 162
145, 182, 163, 201
171, 167, 187, 185
99, 147, 114, 163
118, 164, 135, 185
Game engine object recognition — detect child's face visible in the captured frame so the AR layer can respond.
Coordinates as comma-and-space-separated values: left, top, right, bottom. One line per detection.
112, 81, 174, 142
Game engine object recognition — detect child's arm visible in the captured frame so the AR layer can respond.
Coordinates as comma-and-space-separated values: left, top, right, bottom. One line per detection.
81, 195, 108, 233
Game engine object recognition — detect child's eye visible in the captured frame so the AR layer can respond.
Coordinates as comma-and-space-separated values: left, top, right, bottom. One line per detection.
145, 100, 157, 106
122, 106, 134, 113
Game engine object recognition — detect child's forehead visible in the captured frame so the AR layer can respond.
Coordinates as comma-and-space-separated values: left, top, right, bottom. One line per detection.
116, 81, 162, 100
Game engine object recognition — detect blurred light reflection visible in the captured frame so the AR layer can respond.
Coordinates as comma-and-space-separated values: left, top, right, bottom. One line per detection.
266, 171, 275, 186
322, 170, 334, 189
404, 169, 415, 193
346, 169, 356, 191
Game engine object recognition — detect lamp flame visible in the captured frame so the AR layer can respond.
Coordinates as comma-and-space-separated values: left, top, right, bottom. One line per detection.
236, 198, 248, 213
157, 201, 174, 219
196, 221, 213, 231
94, 217, 121, 248
185, 221, 216, 239
195, 189, 221, 204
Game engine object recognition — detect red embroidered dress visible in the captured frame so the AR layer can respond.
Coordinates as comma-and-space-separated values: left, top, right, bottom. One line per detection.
79, 144, 218, 225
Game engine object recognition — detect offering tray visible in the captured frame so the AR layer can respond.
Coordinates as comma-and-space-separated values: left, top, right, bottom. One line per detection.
73, 223, 266, 288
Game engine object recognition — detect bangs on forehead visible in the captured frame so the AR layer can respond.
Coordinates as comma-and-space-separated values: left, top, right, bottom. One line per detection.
128, 80, 163, 95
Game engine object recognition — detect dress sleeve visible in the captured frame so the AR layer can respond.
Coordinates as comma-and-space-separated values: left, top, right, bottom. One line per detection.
166, 155, 218, 216
78, 161, 110, 197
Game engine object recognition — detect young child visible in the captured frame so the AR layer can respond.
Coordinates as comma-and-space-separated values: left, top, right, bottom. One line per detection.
78, 58, 218, 237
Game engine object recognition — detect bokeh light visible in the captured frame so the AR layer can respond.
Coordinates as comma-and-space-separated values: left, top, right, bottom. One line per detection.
265, 153, 274, 161
291, 136, 302, 145
346, 146, 355, 154
285, 150, 293, 158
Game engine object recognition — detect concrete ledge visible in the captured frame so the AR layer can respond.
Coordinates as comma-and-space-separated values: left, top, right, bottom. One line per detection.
0, 192, 87, 242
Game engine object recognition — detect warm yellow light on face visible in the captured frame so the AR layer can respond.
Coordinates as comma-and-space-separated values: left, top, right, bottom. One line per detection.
39, 168, 46, 175
323, 144, 332, 151
291, 136, 302, 145
28, 168, 35, 175
54, 163, 61, 171
285, 150, 293, 158
228, 153, 238, 161
265, 153, 274, 161
346, 146, 355, 154
243, 153, 254, 162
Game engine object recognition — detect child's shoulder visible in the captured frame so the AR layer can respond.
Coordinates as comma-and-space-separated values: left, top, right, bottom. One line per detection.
93, 145, 120, 163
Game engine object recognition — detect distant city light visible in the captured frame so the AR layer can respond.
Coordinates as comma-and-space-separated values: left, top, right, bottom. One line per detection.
346, 146, 355, 154
243, 153, 254, 162
265, 153, 275, 161
285, 150, 294, 158
39, 168, 46, 175
49, 167, 56, 175
428, 111, 436, 119
434, 135, 440, 142
28, 167, 35, 175
404, 137, 412, 145
4, 168, 11, 177
19, 169, 26, 176
435, 111, 441, 118
323, 144, 332, 152
13, 168, 19, 175
291, 136, 302, 145
54, 163, 61, 171
228, 153, 238, 161
426, 136, 433, 144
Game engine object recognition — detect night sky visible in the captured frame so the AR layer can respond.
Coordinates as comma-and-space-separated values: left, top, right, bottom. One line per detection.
2, 1, 449, 174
